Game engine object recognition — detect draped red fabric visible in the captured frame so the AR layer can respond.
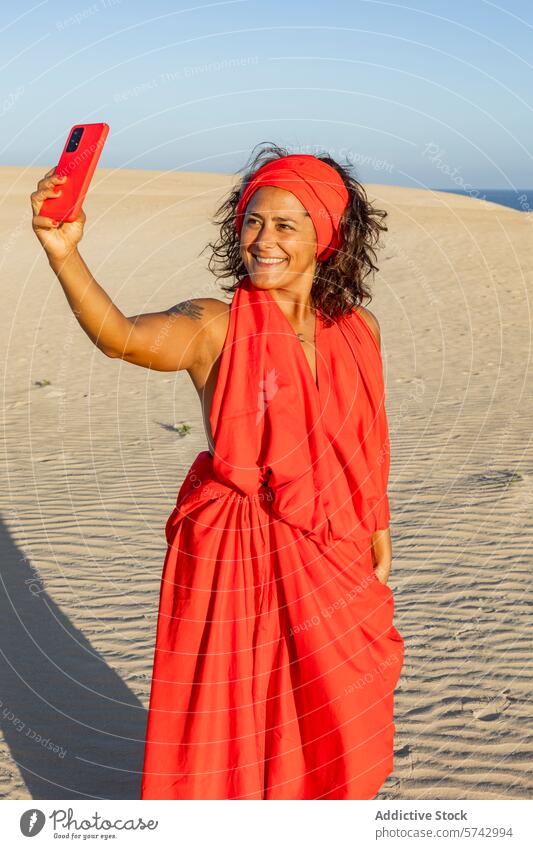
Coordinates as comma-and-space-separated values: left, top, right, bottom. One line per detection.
210, 276, 391, 542
235, 154, 350, 260
140, 276, 404, 800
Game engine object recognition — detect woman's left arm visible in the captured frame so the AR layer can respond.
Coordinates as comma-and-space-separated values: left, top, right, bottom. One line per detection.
371, 527, 392, 585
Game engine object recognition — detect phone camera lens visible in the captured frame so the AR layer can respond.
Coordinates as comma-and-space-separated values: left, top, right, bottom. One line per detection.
66, 127, 84, 153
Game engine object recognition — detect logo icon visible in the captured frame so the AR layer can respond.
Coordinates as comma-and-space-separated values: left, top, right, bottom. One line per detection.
256, 367, 280, 424
20, 809, 45, 837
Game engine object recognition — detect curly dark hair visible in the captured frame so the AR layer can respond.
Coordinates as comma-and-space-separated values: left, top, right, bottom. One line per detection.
201, 142, 388, 324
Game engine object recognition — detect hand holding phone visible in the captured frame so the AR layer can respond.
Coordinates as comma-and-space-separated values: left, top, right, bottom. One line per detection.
31, 122, 109, 260
40, 123, 109, 223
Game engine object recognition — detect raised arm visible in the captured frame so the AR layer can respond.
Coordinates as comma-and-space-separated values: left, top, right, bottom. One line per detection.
115, 297, 225, 371
31, 166, 216, 372
49, 251, 218, 371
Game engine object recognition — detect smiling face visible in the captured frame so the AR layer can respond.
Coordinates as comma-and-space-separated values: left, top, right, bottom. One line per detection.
239, 186, 318, 289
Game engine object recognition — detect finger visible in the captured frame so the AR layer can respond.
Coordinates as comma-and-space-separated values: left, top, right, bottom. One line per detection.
37, 176, 65, 191
33, 187, 63, 205
41, 186, 63, 198
41, 176, 66, 188
30, 193, 43, 215
31, 194, 51, 215
32, 214, 60, 229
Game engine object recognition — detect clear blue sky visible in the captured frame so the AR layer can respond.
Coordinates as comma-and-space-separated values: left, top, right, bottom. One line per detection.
1, 0, 532, 188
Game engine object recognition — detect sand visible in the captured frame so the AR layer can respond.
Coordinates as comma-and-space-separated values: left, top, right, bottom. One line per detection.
1, 166, 532, 800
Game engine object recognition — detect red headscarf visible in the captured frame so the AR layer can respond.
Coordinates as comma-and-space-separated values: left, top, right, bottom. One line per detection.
235, 154, 350, 261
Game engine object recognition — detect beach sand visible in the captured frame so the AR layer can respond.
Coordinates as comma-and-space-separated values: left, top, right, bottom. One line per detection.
1, 166, 532, 799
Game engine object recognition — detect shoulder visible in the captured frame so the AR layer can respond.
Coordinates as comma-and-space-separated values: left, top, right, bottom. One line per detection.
189, 297, 231, 357
200, 297, 231, 328
164, 297, 229, 336
353, 305, 381, 349
161, 296, 230, 360
165, 296, 229, 322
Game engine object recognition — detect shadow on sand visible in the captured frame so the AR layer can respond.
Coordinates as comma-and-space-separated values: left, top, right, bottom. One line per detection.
0, 518, 148, 799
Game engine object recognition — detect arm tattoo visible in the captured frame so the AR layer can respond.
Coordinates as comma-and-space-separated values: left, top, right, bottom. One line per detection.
167, 300, 204, 321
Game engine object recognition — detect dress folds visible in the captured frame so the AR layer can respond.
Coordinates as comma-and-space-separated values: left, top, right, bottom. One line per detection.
140, 276, 404, 799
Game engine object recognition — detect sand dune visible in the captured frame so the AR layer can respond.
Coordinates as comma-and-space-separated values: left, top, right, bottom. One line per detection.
1, 167, 532, 799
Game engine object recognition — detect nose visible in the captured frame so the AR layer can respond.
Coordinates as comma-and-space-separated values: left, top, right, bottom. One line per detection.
251, 220, 277, 248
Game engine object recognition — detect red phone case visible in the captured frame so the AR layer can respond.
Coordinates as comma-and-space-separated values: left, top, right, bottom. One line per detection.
41, 123, 109, 223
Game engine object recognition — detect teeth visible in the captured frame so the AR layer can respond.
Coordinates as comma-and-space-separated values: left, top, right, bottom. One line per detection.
253, 256, 286, 265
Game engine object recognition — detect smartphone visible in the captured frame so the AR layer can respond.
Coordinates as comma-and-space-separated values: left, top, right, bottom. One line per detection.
41, 123, 109, 223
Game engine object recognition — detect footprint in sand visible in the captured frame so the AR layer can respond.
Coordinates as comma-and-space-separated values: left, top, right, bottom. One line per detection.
466, 694, 511, 722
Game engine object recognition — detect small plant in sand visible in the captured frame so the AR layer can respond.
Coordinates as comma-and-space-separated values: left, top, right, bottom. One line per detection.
34, 379, 51, 387
172, 422, 192, 437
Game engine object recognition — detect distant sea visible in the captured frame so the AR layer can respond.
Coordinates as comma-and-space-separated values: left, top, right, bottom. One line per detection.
433, 188, 532, 212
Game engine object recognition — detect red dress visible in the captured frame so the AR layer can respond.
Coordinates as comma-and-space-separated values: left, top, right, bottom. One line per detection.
140, 275, 404, 799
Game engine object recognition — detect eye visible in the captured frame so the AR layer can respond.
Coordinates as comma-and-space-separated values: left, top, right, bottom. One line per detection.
244, 217, 293, 230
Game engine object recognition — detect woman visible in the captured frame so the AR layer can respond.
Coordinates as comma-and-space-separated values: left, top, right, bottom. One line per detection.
31, 143, 404, 800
